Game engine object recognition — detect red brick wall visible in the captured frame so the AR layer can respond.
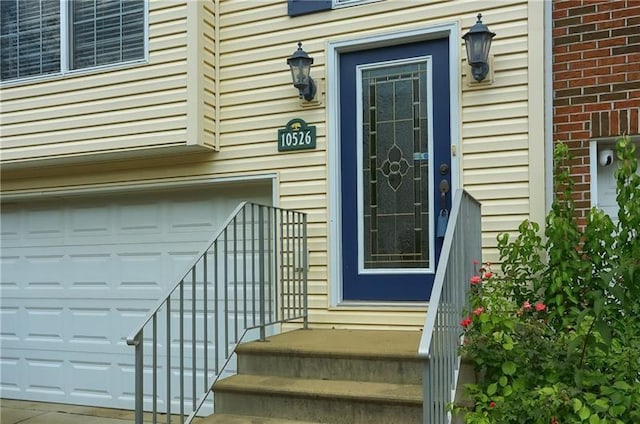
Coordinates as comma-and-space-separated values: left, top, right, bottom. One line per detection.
553, 0, 640, 224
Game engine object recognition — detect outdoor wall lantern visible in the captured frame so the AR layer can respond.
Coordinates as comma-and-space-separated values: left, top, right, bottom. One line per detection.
462, 13, 496, 82
287, 41, 317, 101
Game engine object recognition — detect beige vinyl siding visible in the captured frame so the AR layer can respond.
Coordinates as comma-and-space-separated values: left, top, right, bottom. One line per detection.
460, 2, 535, 266
214, 0, 539, 328
0, 0, 544, 330
0, 0, 216, 165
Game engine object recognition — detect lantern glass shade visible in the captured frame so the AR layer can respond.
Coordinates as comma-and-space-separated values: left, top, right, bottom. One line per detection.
288, 56, 312, 89
464, 32, 493, 66
462, 14, 495, 82
286, 42, 316, 101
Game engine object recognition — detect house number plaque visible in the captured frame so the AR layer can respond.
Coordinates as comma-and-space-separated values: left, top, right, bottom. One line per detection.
278, 118, 316, 152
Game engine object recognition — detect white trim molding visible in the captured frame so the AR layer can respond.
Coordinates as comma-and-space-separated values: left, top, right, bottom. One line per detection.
0, 174, 279, 206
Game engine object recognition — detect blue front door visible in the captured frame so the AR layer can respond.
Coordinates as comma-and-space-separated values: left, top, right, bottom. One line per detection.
340, 38, 451, 301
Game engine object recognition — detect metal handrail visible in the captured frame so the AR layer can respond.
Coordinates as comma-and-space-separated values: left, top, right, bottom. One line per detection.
126, 202, 308, 424
418, 190, 482, 424
126, 202, 249, 346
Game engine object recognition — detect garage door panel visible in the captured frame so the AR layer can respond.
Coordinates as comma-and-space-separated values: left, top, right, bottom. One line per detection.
2, 350, 138, 408
0, 355, 20, 394
26, 208, 65, 241
68, 253, 112, 288
25, 306, 65, 342
117, 203, 163, 236
3, 346, 227, 410
5, 247, 205, 294
0, 211, 19, 241
0, 306, 20, 340
1, 300, 164, 349
24, 255, 68, 287
69, 205, 113, 237
69, 308, 112, 345
167, 198, 223, 232
24, 357, 66, 396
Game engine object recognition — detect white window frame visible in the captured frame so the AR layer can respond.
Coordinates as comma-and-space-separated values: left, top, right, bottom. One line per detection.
0, 0, 149, 86
332, 0, 384, 8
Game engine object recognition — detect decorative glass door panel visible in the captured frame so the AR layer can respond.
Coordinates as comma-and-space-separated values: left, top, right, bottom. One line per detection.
339, 38, 450, 301
359, 60, 432, 273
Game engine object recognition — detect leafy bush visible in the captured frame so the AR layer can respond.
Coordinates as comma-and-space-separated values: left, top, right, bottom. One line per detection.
453, 136, 640, 423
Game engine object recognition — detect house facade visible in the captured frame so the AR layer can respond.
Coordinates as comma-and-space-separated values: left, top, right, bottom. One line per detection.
1, 0, 547, 411
552, 0, 640, 224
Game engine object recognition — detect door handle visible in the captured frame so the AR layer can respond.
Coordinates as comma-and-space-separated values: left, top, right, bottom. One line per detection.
439, 178, 450, 210
437, 178, 450, 238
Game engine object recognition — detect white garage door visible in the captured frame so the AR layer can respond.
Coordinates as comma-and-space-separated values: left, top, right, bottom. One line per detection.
0, 181, 272, 408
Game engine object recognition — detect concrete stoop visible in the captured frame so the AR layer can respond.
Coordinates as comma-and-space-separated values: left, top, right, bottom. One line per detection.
209, 328, 424, 424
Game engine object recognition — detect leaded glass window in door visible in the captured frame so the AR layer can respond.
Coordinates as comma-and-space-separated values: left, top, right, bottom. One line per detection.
360, 60, 431, 270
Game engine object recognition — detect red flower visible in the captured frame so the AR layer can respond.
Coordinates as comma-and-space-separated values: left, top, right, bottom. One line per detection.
550, 418, 558, 424
535, 302, 547, 312
460, 316, 473, 329
489, 401, 496, 409
473, 259, 479, 265
470, 275, 482, 285
484, 271, 493, 279
473, 307, 484, 316
523, 300, 532, 311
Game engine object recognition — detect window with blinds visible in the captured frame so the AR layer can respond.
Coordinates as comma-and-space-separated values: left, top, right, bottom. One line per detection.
0, 0, 145, 82
71, 0, 144, 70
0, 0, 61, 81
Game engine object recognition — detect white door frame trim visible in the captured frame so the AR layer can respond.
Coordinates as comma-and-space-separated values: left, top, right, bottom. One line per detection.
327, 22, 461, 307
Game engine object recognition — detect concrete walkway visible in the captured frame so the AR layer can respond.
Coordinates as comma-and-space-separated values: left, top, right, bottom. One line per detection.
0, 399, 205, 424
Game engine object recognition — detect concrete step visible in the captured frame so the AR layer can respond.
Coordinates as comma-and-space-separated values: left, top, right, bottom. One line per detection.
214, 374, 422, 424
236, 328, 423, 385
201, 413, 322, 424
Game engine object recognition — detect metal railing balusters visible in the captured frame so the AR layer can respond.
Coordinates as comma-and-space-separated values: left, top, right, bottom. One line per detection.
224, 227, 229, 359
286, 210, 292, 319
179, 282, 184, 423
293, 211, 298, 320
191, 269, 196, 412
127, 203, 308, 424
418, 190, 481, 424
251, 205, 256, 327
273, 206, 279, 322
233, 217, 238, 344
153, 314, 158, 424
302, 214, 308, 329
278, 209, 285, 319
213, 241, 219, 375
267, 207, 273, 323
258, 206, 266, 341
297, 213, 304, 319
166, 297, 171, 424
242, 207, 247, 335
203, 254, 208, 392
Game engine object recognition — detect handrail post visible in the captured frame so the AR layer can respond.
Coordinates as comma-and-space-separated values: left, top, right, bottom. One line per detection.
134, 332, 143, 424
423, 358, 432, 424
302, 213, 308, 329
258, 206, 266, 341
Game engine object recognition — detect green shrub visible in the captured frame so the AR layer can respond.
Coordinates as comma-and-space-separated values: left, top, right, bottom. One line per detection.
453, 136, 640, 423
